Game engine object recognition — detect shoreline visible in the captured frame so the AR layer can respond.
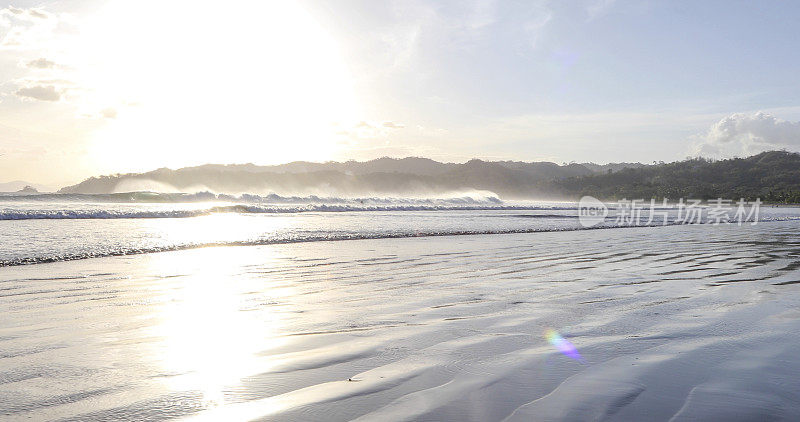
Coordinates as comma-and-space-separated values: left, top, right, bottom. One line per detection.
4, 217, 796, 268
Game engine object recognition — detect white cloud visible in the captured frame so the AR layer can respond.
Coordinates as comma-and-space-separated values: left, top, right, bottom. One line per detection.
0, 5, 64, 49
15, 84, 61, 101
692, 112, 800, 157
1, 6, 52, 21
100, 107, 117, 119
382, 121, 404, 129
26, 57, 56, 68
28, 9, 50, 20
339, 120, 405, 140
77, 106, 121, 120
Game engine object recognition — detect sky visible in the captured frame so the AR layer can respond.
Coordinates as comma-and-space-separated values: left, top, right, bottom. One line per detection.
1, 0, 800, 186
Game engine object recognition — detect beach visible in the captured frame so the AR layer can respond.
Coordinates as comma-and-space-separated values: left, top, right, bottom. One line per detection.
3, 220, 800, 420
4, 0, 800, 419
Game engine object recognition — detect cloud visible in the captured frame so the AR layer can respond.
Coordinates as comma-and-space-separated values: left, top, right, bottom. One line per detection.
464, 0, 498, 30
0, 6, 59, 48
29, 78, 72, 85
692, 112, 800, 156
338, 120, 407, 140
382, 121, 404, 129
5, 6, 24, 15
586, 0, 617, 21
15, 85, 61, 101
100, 107, 117, 119
28, 9, 49, 20
26, 57, 56, 68
1, 6, 52, 21
521, 5, 553, 49
77, 108, 116, 119
11, 76, 75, 103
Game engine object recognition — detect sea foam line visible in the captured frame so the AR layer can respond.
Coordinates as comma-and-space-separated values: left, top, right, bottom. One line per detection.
4, 219, 793, 267
0, 204, 579, 220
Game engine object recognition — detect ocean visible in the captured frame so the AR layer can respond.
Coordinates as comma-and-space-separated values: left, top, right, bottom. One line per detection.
2, 194, 797, 267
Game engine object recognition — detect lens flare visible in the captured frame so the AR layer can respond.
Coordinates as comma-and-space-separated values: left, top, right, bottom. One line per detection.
546, 329, 582, 362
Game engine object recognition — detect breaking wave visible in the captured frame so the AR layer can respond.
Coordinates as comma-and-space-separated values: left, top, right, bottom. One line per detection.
0, 191, 506, 204
0, 193, 577, 220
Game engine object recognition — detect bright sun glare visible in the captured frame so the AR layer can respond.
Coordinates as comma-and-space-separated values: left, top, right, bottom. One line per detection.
66, 1, 359, 173
146, 245, 294, 409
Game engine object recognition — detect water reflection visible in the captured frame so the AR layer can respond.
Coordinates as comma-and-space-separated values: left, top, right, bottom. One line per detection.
144, 246, 293, 411
160, 212, 295, 246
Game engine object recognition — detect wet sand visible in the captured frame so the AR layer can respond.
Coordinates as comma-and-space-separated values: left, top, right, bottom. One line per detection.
2, 222, 800, 421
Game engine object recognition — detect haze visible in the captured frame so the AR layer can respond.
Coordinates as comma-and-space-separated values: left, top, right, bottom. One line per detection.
2, 0, 800, 186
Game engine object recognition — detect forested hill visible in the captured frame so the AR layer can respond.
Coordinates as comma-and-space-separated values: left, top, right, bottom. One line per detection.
55, 152, 800, 201
551, 151, 800, 202
57, 157, 639, 197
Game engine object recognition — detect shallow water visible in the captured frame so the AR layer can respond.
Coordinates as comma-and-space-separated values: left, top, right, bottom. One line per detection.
2, 197, 797, 266
3, 221, 800, 420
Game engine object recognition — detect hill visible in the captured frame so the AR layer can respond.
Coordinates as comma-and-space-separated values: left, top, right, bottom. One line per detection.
58, 157, 632, 198
551, 151, 800, 202
58, 152, 800, 201
0, 180, 54, 193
